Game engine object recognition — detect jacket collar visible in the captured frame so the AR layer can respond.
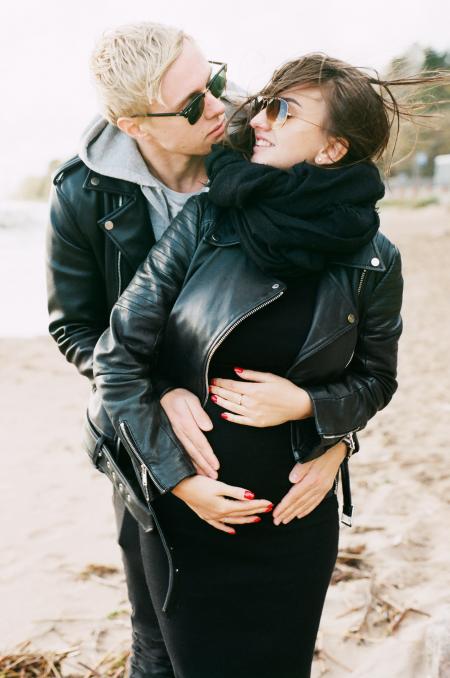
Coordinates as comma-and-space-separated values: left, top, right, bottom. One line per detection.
329, 236, 386, 272
83, 169, 138, 196
205, 214, 386, 272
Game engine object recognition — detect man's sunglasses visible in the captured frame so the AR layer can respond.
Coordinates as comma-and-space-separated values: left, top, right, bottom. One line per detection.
130, 62, 227, 125
252, 96, 325, 131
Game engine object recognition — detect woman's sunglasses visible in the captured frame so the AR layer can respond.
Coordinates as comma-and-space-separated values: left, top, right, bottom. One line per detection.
252, 96, 325, 131
130, 62, 227, 125
252, 97, 290, 129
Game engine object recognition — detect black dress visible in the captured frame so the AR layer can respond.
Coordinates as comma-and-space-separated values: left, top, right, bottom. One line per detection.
139, 273, 339, 678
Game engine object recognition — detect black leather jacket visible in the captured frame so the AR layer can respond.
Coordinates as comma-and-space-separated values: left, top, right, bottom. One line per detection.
90, 192, 403, 507
47, 156, 161, 530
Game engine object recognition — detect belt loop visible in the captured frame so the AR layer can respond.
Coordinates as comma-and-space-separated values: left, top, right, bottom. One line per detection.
340, 457, 354, 527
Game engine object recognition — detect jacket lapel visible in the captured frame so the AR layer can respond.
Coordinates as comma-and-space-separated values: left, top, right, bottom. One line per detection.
84, 170, 156, 271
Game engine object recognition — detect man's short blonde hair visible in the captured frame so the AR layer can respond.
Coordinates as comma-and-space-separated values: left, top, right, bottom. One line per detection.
90, 22, 189, 124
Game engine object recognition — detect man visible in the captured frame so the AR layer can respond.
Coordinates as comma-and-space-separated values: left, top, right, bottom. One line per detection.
47, 22, 233, 677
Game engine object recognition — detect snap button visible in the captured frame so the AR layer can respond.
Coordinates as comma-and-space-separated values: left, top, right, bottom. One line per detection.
211, 233, 219, 242
112, 471, 116, 481
272, 283, 280, 289
104, 220, 114, 231
126, 493, 131, 502
347, 313, 356, 324
90, 176, 100, 186
371, 257, 380, 267
118, 483, 124, 492
106, 461, 111, 470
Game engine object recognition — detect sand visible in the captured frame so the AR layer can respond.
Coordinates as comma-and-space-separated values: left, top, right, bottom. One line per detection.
1, 205, 449, 677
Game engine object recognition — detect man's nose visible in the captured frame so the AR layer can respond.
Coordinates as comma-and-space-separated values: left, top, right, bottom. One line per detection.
204, 91, 226, 118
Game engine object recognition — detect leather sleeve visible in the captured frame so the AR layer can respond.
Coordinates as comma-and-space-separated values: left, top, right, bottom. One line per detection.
47, 183, 108, 381
299, 244, 403, 461
92, 196, 204, 494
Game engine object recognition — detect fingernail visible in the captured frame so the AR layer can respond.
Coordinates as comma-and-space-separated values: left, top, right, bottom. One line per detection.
229, 529, 236, 535
208, 385, 213, 392
234, 367, 244, 373
264, 504, 274, 513
290, 472, 299, 482
274, 519, 280, 526
210, 394, 218, 403
211, 378, 217, 385
244, 490, 255, 500
252, 516, 261, 523
220, 413, 229, 420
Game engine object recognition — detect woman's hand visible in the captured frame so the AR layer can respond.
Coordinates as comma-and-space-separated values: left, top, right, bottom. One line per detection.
209, 368, 313, 427
171, 476, 273, 534
272, 441, 347, 525
161, 388, 220, 479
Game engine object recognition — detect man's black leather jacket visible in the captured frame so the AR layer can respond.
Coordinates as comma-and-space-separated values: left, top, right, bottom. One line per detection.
90, 192, 403, 505
47, 156, 160, 529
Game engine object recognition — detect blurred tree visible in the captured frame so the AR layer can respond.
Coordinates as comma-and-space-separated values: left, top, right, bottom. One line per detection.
383, 46, 450, 177
14, 159, 62, 201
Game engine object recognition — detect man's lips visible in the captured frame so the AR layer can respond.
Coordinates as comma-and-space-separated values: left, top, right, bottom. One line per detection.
207, 120, 226, 137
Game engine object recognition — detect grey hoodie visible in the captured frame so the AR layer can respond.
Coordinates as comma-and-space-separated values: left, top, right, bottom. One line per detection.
79, 116, 206, 242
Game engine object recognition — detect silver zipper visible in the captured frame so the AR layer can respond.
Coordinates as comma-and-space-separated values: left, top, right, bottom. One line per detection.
119, 421, 167, 494
357, 269, 367, 296
202, 290, 284, 406
322, 427, 360, 439
116, 195, 124, 298
343, 269, 367, 369
117, 251, 122, 298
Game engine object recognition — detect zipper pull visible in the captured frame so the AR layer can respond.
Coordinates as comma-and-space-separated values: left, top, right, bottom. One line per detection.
141, 464, 150, 501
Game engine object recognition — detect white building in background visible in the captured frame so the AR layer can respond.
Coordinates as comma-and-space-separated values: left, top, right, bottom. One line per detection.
433, 155, 450, 187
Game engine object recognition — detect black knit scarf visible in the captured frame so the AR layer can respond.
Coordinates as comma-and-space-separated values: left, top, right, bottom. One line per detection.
205, 145, 385, 278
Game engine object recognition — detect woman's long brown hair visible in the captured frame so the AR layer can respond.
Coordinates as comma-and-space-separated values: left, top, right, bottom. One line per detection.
226, 53, 450, 174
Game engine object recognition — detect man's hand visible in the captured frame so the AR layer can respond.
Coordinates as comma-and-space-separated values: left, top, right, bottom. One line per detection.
209, 368, 313, 427
172, 475, 273, 534
160, 388, 220, 478
272, 441, 347, 525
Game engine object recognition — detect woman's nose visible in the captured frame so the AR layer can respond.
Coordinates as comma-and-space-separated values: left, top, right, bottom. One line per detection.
250, 109, 271, 131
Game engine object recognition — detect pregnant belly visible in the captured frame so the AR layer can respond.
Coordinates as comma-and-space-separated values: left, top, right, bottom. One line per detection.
204, 401, 296, 506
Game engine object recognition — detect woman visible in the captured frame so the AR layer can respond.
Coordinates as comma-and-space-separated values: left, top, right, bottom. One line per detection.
90, 54, 407, 677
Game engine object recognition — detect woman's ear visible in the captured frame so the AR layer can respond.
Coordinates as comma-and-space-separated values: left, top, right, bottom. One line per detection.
315, 137, 349, 165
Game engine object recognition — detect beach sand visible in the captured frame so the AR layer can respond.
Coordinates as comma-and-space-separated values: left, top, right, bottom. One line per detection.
1, 205, 449, 677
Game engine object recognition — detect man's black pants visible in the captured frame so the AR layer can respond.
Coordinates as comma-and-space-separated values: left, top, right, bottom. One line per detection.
113, 488, 175, 678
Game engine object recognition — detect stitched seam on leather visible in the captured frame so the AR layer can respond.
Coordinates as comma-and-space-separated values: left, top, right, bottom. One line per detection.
54, 186, 91, 250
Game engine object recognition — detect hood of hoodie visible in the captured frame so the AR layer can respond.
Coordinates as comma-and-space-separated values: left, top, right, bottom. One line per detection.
79, 115, 163, 189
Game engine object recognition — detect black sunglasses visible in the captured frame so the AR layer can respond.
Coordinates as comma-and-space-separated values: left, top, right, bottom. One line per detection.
130, 62, 227, 125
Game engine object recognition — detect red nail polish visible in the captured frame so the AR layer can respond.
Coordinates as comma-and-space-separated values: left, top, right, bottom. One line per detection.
244, 490, 255, 500
229, 529, 236, 535
208, 385, 213, 392
252, 516, 262, 523
234, 367, 244, 373
210, 394, 218, 403
264, 504, 274, 513
220, 413, 229, 420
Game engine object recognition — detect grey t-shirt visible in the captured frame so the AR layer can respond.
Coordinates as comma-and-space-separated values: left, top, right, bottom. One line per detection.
140, 178, 207, 242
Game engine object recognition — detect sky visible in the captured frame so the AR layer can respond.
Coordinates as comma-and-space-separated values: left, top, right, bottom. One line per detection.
1, 0, 449, 198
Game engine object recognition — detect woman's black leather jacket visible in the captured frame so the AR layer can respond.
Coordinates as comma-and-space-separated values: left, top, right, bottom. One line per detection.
89, 192, 403, 508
